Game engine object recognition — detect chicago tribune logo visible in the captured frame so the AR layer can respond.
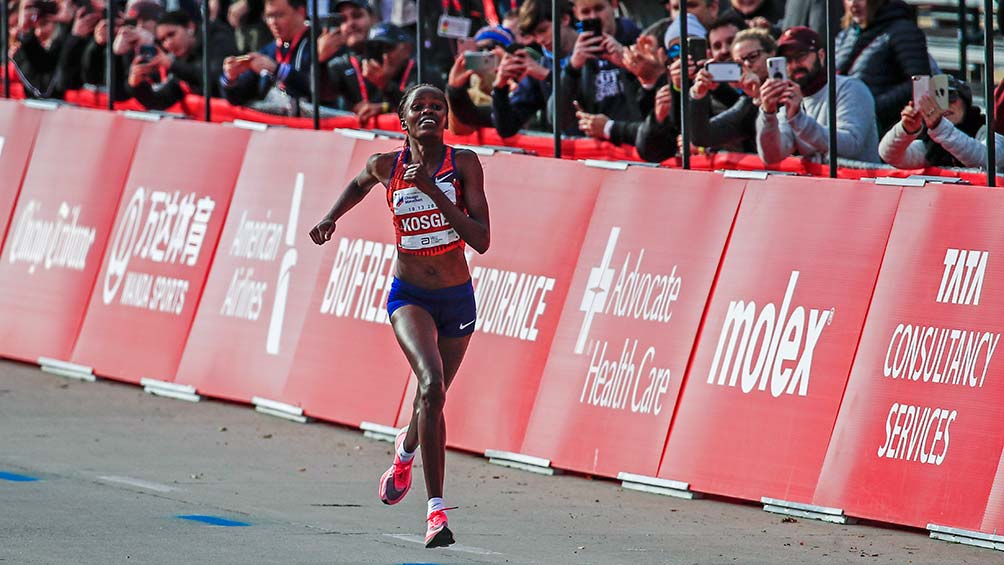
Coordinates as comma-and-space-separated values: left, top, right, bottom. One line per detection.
221, 173, 304, 355
7, 200, 97, 274
576, 227, 682, 354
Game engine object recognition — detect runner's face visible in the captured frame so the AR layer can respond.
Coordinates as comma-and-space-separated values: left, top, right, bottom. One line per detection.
402, 88, 448, 139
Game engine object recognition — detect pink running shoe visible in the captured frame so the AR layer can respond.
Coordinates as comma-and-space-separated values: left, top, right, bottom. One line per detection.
424, 509, 454, 548
378, 428, 413, 505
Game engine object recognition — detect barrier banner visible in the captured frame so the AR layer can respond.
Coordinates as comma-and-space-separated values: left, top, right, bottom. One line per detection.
175, 129, 358, 403
659, 177, 901, 503
518, 169, 744, 477
395, 155, 605, 454
282, 137, 409, 426
0, 101, 43, 250
71, 120, 250, 383
0, 107, 143, 362
815, 187, 1004, 531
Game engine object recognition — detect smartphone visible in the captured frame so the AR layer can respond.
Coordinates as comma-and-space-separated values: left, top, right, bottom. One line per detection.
325, 13, 345, 32
930, 74, 949, 111
706, 61, 742, 82
464, 51, 499, 76
911, 75, 930, 108
686, 36, 708, 60
576, 18, 603, 35
363, 40, 389, 62
767, 56, 787, 81
138, 44, 158, 63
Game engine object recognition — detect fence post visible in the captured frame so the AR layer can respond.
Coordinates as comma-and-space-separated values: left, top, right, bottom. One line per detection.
1, 0, 8, 98
310, 0, 320, 129
827, 0, 837, 178
106, 0, 115, 110
552, 0, 561, 158
959, 0, 968, 79
984, 0, 995, 186
679, 1, 690, 169
416, 0, 423, 84
202, 0, 211, 121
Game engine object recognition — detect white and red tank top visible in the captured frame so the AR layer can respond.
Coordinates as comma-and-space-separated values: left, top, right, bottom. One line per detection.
386, 146, 467, 256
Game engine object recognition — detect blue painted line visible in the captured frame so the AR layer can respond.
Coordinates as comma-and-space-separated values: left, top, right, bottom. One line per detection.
176, 515, 250, 527
0, 471, 39, 482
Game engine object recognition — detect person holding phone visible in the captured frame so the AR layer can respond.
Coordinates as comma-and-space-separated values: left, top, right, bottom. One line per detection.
13, 0, 102, 98
445, 25, 514, 135
310, 83, 490, 549
127, 10, 238, 110
490, 0, 578, 138
324, 22, 416, 122
880, 76, 1004, 171
755, 26, 879, 165
561, 0, 644, 144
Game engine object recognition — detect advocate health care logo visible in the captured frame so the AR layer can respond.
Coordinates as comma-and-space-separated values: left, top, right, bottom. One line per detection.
574, 227, 682, 416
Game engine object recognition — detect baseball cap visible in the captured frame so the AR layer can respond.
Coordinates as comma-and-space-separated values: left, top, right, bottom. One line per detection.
473, 25, 515, 48
369, 23, 412, 45
947, 75, 972, 106
333, 0, 372, 12
777, 26, 822, 56
127, 0, 164, 22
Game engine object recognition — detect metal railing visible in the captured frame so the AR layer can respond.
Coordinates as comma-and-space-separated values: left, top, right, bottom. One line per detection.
0, 0, 997, 184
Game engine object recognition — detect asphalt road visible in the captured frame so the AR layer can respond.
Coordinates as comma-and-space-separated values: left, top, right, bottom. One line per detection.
0, 359, 996, 564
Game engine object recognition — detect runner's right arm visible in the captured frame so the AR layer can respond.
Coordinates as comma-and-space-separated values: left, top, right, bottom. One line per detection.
309, 152, 391, 245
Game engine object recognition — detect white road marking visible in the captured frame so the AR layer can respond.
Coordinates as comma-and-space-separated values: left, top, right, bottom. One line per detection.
97, 475, 176, 493
383, 533, 504, 556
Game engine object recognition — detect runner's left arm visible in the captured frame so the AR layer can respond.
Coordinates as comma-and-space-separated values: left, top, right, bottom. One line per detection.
403, 149, 490, 254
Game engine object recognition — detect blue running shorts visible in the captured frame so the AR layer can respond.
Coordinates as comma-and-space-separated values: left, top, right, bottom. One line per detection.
387, 277, 477, 338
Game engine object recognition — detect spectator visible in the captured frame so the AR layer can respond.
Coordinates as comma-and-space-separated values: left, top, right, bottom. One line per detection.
127, 10, 238, 110
228, 0, 272, 53
490, 0, 576, 138
446, 25, 514, 135
12, 0, 76, 98
328, 0, 375, 60
756, 26, 879, 164
220, 0, 314, 113
707, 14, 745, 62
667, 0, 719, 32
718, 0, 783, 33
880, 77, 1004, 171
688, 27, 776, 153
835, 0, 930, 133
82, 0, 163, 100
561, 0, 644, 146
666, 14, 739, 112
324, 22, 416, 121
784, 0, 844, 39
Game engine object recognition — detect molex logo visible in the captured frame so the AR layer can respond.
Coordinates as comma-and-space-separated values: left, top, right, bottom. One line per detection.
707, 271, 833, 397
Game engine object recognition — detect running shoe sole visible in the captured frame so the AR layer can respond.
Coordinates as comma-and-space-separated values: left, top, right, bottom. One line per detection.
425, 525, 455, 548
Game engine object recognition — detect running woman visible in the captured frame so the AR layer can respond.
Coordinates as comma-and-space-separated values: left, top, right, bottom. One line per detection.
309, 84, 490, 548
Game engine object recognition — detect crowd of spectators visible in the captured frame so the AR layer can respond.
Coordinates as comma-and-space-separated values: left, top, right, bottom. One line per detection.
6, 0, 1004, 172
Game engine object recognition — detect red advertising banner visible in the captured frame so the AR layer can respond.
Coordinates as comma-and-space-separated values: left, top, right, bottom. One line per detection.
0, 101, 43, 249
282, 137, 409, 426
659, 177, 901, 503
814, 187, 1004, 531
71, 120, 250, 383
175, 129, 358, 403
0, 107, 143, 362
518, 169, 744, 477
396, 155, 605, 454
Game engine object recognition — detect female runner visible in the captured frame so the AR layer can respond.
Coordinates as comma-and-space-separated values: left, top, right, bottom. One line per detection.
309, 84, 490, 548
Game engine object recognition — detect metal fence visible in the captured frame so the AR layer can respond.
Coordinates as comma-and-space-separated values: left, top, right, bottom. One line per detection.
0, 0, 997, 185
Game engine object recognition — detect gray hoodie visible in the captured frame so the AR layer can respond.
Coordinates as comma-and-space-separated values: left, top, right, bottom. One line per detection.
879, 119, 1004, 171
756, 74, 881, 164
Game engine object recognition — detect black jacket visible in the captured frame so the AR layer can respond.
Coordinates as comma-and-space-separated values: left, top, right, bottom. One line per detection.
130, 30, 238, 111
835, 0, 930, 132
559, 18, 644, 146
12, 25, 74, 99
324, 55, 417, 110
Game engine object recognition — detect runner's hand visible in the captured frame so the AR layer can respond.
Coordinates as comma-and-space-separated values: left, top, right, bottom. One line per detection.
310, 218, 336, 245
403, 163, 436, 195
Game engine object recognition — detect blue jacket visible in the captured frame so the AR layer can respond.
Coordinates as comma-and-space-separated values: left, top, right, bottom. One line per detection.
220, 31, 313, 107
